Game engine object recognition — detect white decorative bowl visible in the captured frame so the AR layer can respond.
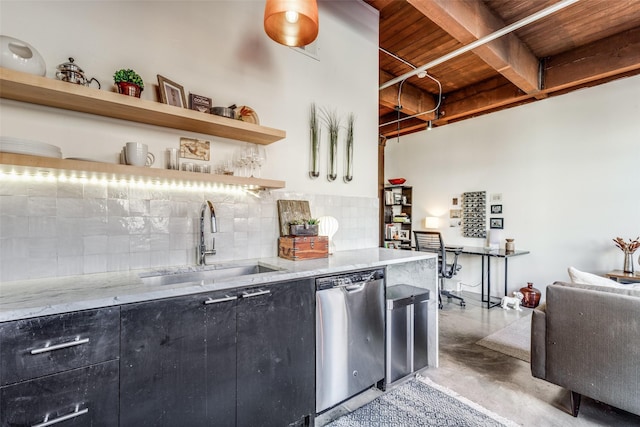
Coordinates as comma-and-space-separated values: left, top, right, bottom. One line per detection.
0, 35, 46, 76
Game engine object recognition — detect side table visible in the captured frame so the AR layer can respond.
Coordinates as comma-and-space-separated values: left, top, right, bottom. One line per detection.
605, 270, 640, 284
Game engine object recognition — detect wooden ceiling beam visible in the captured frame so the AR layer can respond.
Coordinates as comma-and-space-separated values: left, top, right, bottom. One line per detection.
379, 70, 437, 121
407, 0, 541, 97
544, 27, 640, 91
439, 76, 530, 122
378, 111, 429, 138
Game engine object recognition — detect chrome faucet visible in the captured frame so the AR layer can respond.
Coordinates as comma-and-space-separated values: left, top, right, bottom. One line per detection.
197, 201, 217, 265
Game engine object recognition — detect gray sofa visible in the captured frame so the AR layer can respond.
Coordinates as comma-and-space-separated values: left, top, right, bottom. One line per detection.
531, 281, 640, 417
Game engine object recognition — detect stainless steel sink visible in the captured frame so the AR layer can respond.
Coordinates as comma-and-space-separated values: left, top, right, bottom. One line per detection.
140, 264, 281, 286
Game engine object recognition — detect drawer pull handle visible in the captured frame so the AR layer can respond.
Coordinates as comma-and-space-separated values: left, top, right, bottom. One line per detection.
30, 337, 90, 355
242, 289, 271, 298
204, 295, 238, 304
32, 407, 88, 427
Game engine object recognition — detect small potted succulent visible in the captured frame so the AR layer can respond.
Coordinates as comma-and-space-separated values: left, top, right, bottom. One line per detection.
289, 218, 320, 236
113, 68, 144, 98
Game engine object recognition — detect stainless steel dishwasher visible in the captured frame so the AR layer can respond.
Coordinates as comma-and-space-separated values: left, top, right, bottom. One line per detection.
315, 269, 385, 413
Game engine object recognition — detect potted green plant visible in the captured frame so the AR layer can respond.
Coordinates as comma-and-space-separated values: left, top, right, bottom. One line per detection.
113, 68, 144, 98
289, 218, 320, 236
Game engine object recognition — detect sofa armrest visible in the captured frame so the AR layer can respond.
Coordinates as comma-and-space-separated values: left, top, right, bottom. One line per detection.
530, 303, 546, 379
544, 283, 640, 416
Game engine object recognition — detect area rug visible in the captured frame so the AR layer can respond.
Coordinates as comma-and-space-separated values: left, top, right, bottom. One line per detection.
476, 314, 531, 362
326, 375, 518, 427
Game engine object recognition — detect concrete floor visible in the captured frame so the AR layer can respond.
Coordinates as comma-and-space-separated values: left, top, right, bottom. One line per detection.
318, 291, 640, 426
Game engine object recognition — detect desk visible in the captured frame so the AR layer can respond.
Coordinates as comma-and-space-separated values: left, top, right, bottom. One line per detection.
605, 270, 640, 284
447, 246, 530, 309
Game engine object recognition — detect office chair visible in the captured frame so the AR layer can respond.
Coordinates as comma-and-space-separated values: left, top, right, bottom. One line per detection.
414, 230, 465, 309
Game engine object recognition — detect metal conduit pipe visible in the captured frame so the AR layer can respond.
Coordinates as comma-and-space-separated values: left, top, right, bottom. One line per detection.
379, 0, 582, 91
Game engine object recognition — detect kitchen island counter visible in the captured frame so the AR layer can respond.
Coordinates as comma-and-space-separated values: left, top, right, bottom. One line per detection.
0, 248, 436, 322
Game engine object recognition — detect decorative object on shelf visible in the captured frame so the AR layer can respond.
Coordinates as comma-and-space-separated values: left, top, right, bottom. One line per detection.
277, 199, 312, 237
264, 0, 319, 47
613, 236, 640, 274
56, 57, 100, 88
189, 93, 212, 113
0, 136, 61, 158
0, 35, 45, 76
289, 219, 319, 236
165, 147, 179, 170
318, 216, 338, 254
505, 238, 515, 253
211, 105, 236, 119
278, 235, 328, 260
519, 282, 541, 308
121, 142, 154, 167
157, 74, 186, 107
344, 113, 355, 182
114, 68, 144, 97
234, 105, 260, 124
322, 107, 340, 182
462, 191, 486, 238
180, 137, 210, 161
388, 178, 406, 185
309, 102, 320, 178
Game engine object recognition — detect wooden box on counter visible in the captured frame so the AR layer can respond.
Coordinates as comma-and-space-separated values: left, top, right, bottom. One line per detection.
278, 236, 328, 261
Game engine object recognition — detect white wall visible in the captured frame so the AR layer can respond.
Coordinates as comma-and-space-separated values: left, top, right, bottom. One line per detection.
0, 0, 379, 197
0, 1, 380, 281
386, 75, 640, 298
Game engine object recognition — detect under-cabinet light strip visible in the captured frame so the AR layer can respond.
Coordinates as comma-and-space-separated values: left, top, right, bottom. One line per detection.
0, 170, 257, 194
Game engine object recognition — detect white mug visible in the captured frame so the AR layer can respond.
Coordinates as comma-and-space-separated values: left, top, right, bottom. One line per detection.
123, 142, 154, 167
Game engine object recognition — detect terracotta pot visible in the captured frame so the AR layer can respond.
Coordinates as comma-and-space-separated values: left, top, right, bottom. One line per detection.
116, 81, 142, 98
520, 282, 541, 308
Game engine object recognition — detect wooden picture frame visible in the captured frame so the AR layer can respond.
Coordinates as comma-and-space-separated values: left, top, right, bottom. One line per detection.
157, 75, 187, 108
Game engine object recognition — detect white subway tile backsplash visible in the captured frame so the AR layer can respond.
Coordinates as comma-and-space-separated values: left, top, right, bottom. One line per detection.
84, 235, 109, 255
0, 179, 379, 281
29, 216, 57, 238
57, 255, 84, 276
57, 198, 85, 217
0, 195, 27, 215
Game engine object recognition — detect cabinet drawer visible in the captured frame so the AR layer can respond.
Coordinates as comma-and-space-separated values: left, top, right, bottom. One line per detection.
1, 360, 119, 427
0, 307, 120, 386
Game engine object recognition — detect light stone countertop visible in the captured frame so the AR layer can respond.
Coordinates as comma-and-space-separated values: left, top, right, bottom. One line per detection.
0, 248, 435, 322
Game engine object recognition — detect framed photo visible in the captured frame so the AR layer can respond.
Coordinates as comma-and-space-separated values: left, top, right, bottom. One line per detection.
490, 204, 503, 214
157, 75, 187, 108
450, 209, 462, 219
490, 218, 504, 229
398, 230, 410, 241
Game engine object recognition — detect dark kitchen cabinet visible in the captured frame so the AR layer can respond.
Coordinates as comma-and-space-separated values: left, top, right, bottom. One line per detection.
119, 279, 315, 427
0, 307, 120, 426
236, 279, 315, 427
120, 291, 237, 427
1, 360, 119, 426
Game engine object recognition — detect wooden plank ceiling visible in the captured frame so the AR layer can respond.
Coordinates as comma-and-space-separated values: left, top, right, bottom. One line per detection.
366, 0, 640, 138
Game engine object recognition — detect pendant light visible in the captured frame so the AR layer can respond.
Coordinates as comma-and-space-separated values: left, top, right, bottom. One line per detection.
264, 0, 319, 47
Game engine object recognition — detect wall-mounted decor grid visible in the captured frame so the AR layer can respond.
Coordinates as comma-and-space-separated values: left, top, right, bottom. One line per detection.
462, 191, 486, 238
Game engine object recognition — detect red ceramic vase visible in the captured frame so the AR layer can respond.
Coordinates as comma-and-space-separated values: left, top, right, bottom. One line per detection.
520, 282, 541, 308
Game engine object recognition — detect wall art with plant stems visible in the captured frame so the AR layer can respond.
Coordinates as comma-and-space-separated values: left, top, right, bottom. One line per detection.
309, 103, 320, 178
344, 113, 355, 182
321, 107, 340, 182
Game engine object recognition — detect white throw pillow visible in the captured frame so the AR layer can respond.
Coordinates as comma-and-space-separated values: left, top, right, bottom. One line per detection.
567, 266, 626, 288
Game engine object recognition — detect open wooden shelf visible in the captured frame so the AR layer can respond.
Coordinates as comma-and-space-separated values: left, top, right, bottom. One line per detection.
0, 153, 285, 190
0, 68, 286, 145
